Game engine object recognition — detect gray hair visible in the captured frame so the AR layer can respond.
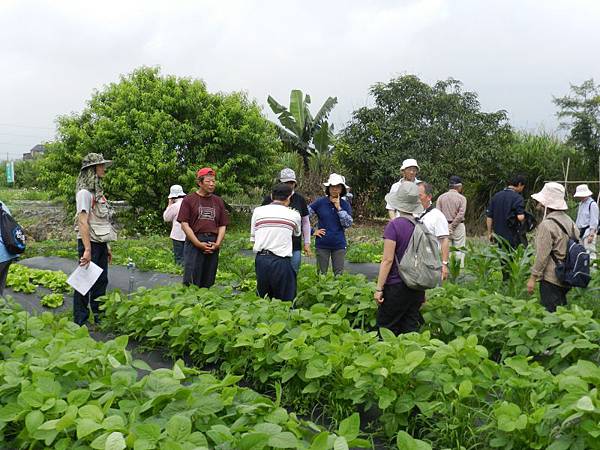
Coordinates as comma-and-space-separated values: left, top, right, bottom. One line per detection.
417, 181, 434, 197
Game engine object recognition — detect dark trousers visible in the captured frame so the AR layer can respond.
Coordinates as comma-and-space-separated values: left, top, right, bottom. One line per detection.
183, 234, 219, 288
540, 280, 569, 313
172, 239, 184, 266
255, 253, 296, 301
73, 239, 109, 326
0, 259, 14, 296
376, 282, 425, 335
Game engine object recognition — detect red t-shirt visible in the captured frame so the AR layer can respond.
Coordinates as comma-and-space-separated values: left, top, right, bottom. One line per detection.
177, 192, 229, 235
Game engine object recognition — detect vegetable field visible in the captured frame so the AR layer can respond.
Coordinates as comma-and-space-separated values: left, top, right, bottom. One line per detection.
1, 237, 600, 449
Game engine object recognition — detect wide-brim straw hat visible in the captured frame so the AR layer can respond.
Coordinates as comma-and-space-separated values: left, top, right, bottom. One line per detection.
323, 173, 349, 188
81, 152, 112, 170
574, 184, 593, 198
385, 182, 424, 215
531, 182, 568, 210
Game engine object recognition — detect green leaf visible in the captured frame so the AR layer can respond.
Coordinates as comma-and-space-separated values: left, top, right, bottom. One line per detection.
172, 364, 186, 380
166, 415, 191, 441
79, 405, 104, 422
132, 359, 153, 372
68, 389, 91, 406
19, 390, 45, 408
305, 358, 332, 379
458, 380, 473, 398
77, 418, 104, 439
396, 431, 432, 450
134, 423, 161, 442
107, 354, 122, 368
105, 431, 126, 450
576, 395, 595, 412
338, 413, 360, 441
25, 410, 44, 434
239, 433, 270, 450
268, 432, 299, 448
333, 436, 349, 450
309, 432, 330, 450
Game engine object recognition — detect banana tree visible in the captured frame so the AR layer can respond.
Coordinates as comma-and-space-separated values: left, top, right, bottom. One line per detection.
267, 90, 337, 170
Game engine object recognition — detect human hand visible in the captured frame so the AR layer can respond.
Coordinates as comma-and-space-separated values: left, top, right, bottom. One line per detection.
374, 290, 384, 304
331, 196, 341, 210
313, 229, 326, 238
79, 248, 92, 267
441, 264, 448, 281
488, 232, 493, 243
197, 242, 212, 253
588, 234, 595, 244
107, 246, 112, 264
526, 276, 536, 295
303, 243, 313, 257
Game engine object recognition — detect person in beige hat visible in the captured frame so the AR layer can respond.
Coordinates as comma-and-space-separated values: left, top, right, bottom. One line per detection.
73, 152, 116, 326
374, 182, 426, 335
386, 158, 420, 219
526, 182, 579, 312
574, 184, 598, 265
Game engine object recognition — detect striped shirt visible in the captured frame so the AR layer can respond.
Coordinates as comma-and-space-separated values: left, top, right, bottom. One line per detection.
251, 203, 301, 258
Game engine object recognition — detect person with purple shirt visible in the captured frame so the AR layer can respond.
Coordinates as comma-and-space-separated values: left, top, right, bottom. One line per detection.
374, 182, 426, 335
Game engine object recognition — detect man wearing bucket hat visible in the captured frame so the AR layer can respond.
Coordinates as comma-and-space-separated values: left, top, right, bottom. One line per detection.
308, 173, 353, 275
374, 182, 426, 335
74, 152, 117, 326
526, 182, 579, 312
177, 167, 229, 288
261, 168, 312, 274
163, 185, 187, 266
386, 158, 420, 219
574, 184, 598, 265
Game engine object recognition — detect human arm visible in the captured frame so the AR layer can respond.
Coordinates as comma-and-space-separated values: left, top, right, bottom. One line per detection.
450, 196, 467, 231
301, 215, 312, 256
308, 204, 326, 238
528, 222, 553, 293
386, 183, 399, 219
180, 222, 209, 251
374, 239, 397, 304
163, 202, 178, 222
486, 217, 493, 242
337, 201, 353, 228
78, 212, 92, 266
588, 202, 599, 243
211, 225, 227, 250
515, 196, 525, 222
440, 237, 450, 280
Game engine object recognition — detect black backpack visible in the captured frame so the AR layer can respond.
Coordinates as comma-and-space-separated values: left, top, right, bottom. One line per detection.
548, 217, 590, 288
0, 202, 26, 254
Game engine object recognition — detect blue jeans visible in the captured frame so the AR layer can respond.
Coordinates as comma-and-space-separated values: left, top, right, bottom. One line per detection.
172, 239, 184, 266
290, 250, 301, 275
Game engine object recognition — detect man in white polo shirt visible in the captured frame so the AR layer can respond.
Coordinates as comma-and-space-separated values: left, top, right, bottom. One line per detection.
418, 181, 450, 280
251, 183, 301, 301
386, 158, 420, 219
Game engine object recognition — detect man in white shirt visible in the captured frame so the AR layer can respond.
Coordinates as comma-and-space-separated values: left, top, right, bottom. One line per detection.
574, 184, 598, 266
386, 158, 420, 219
251, 183, 301, 301
418, 182, 450, 280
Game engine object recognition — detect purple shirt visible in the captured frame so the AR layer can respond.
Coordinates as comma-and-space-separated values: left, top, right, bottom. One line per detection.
383, 217, 415, 285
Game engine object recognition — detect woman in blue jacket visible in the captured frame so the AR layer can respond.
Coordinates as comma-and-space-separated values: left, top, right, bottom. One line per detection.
309, 173, 353, 275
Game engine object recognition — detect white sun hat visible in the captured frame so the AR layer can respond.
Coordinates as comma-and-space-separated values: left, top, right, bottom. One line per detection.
573, 184, 594, 198
400, 158, 419, 171
323, 173, 349, 188
168, 185, 186, 198
531, 182, 568, 210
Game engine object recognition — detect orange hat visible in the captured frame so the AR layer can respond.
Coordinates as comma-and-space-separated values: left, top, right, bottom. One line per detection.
196, 167, 216, 178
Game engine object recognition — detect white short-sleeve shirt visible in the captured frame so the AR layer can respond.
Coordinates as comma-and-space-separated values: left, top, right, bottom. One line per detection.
420, 207, 449, 248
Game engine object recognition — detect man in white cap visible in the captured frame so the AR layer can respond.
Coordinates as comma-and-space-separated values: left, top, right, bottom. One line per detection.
386, 158, 420, 219
526, 182, 579, 312
163, 184, 186, 265
261, 168, 312, 274
574, 184, 598, 265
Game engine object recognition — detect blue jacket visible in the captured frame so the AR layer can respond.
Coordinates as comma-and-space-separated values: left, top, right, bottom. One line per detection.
309, 197, 353, 250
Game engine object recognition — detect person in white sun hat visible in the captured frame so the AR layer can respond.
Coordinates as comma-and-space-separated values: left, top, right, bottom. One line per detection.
526, 182, 579, 312
163, 184, 187, 266
386, 158, 420, 219
574, 184, 598, 265
308, 173, 353, 275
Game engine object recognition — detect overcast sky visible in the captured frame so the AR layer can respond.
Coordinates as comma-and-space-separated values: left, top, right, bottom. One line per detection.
1, 0, 599, 160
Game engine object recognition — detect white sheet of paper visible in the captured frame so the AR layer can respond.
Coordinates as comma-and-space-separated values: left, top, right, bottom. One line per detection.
67, 262, 104, 296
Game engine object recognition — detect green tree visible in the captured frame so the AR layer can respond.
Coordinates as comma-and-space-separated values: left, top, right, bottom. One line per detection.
40, 66, 280, 230
267, 90, 337, 170
554, 79, 600, 164
338, 75, 513, 216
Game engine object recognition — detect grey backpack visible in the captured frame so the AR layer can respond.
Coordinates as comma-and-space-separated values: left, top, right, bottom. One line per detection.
395, 217, 442, 290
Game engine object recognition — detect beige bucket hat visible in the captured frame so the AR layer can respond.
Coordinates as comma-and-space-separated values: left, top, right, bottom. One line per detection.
384, 182, 424, 215
574, 184, 594, 198
531, 182, 568, 210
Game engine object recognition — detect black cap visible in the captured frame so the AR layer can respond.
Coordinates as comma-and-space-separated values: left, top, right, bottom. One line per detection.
449, 176, 463, 185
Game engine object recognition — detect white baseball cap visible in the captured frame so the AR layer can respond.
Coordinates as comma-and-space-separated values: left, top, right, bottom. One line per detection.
401, 158, 419, 171
279, 168, 297, 183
